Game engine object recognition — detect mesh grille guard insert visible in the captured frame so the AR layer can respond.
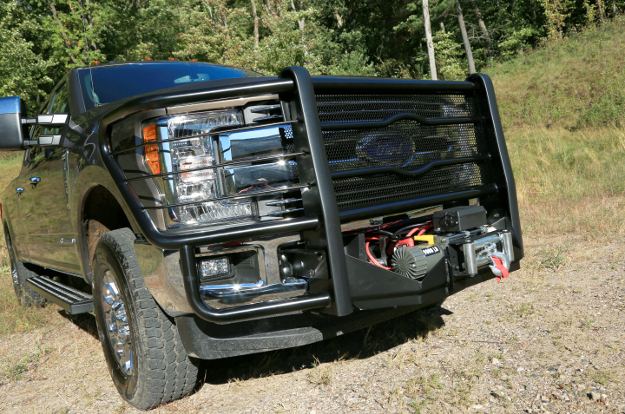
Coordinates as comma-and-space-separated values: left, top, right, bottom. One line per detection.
314, 92, 496, 211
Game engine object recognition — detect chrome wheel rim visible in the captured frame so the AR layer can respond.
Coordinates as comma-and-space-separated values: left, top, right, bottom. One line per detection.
9, 249, 18, 286
101, 269, 133, 376
11, 262, 18, 285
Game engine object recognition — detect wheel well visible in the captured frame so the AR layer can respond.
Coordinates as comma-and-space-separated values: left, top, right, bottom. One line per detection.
83, 186, 131, 265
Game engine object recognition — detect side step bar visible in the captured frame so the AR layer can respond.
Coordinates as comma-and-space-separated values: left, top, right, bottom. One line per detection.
26, 276, 94, 314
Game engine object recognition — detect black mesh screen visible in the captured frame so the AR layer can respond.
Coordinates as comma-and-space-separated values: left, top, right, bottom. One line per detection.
315, 93, 496, 211
316, 93, 477, 124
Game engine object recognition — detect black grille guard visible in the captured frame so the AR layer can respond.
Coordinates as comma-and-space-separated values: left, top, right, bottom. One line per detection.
98, 67, 523, 324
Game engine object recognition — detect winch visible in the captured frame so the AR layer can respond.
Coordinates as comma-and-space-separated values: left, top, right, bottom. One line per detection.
364, 206, 515, 282
392, 243, 444, 280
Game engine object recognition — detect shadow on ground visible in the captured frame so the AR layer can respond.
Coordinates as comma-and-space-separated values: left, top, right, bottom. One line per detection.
201, 305, 451, 386
58, 310, 99, 341
56, 301, 451, 388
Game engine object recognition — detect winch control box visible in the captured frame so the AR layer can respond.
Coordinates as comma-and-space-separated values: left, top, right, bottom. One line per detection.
432, 206, 487, 233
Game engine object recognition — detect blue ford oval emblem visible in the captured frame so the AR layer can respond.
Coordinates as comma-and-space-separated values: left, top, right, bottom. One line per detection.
356, 133, 414, 166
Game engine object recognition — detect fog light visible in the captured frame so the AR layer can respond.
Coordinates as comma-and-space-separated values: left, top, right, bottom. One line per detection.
198, 257, 230, 280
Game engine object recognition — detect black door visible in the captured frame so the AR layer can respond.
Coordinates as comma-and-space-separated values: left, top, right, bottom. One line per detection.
19, 83, 80, 273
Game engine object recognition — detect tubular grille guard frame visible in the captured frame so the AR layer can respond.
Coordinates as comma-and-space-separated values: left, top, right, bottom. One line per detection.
97, 69, 522, 323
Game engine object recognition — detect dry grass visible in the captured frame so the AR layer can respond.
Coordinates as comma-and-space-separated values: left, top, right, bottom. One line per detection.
505, 126, 625, 237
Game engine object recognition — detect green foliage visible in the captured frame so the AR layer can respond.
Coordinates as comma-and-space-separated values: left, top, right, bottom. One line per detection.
432, 30, 465, 80
1, 0, 624, 107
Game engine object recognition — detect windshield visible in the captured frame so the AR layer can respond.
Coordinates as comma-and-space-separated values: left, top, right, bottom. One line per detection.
78, 62, 262, 110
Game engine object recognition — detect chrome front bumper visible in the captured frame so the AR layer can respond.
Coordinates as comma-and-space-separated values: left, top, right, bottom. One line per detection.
135, 234, 309, 316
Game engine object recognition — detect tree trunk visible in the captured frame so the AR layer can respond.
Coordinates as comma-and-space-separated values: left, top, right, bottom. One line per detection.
335, 10, 343, 28
598, 0, 606, 22
455, 0, 476, 74
422, 0, 437, 80
250, 0, 259, 48
613, 0, 618, 16
49, 0, 77, 64
469, 0, 493, 57
290, 0, 305, 30
440, 21, 445, 32
83, 0, 99, 51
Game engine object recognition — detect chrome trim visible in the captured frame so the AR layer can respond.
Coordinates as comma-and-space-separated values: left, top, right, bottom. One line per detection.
202, 281, 264, 290
136, 234, 302, 315
462, 233, 503, 276
199, 278, 307, 308
462, 242, 477, 276
250, 104, 281, 113
252, 114, 283, 122
265, 198, 302, 206
166, 94, 279, 115
500, 231, 514, 262
267, 207, 304, 216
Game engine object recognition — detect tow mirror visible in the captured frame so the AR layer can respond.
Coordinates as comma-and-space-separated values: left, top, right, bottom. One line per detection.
22, 113, 69, 128
0, 96, 69, 150
0, 96, 27, 150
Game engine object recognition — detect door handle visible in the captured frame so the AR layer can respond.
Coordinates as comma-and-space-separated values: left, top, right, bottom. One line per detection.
30, 177, 41, 187
16, 187, 24, 195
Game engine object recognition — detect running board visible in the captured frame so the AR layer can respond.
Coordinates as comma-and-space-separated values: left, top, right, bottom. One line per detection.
26, 276, 94, 314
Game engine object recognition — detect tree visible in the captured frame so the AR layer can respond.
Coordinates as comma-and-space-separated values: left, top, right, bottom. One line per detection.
455, 0, 475, 73
468, 0, 493, 57
422, 0, 438, 80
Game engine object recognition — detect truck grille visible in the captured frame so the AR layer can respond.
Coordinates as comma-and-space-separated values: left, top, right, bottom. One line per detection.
315, 93, 495, 211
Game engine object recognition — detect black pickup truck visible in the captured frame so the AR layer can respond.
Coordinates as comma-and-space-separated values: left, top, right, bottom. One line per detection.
0, 61, 522, 409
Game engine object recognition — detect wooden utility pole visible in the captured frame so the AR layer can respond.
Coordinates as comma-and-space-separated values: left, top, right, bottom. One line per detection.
455, 0, 476, 73
422, 0, 437, 80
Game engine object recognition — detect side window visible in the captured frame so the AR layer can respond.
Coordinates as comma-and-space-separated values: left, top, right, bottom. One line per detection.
50, 84, 69, 114
48, 83, 69, 135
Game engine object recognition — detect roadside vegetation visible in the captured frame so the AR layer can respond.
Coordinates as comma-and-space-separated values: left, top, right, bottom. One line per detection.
488, 16, 625, 237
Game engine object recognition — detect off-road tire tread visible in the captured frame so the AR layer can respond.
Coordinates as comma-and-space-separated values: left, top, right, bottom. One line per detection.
97, 228, 198, 409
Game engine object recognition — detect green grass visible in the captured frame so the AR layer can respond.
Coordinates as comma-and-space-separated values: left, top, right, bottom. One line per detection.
487, 17, 625, 130
483, 17, 625, 237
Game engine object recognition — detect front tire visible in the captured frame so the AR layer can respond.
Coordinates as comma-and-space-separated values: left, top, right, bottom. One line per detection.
92, 228, 199, 410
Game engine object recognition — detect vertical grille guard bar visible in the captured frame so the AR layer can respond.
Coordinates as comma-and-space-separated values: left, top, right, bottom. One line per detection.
467, 73, 523, 254
280, 66, 353, 317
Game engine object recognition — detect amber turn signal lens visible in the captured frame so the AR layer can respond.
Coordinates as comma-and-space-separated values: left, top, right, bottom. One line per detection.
143, 125, 161, 175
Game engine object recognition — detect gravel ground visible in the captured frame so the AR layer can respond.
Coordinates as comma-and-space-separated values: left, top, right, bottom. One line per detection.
1, 236, 624, 413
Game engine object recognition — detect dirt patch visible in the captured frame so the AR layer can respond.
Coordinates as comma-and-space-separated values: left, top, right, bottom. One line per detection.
0, 236, 624, 413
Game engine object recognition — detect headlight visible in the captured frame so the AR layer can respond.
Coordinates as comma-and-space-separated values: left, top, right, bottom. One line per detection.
144, 110, 254, 229
142, 109, 295, 230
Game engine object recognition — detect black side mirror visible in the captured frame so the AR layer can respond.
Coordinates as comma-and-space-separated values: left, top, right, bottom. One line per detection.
0, 96, 27, 150
0, 96, 70, 150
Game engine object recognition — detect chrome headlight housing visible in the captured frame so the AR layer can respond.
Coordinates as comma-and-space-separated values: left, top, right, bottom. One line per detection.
142, 109, 295, 230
